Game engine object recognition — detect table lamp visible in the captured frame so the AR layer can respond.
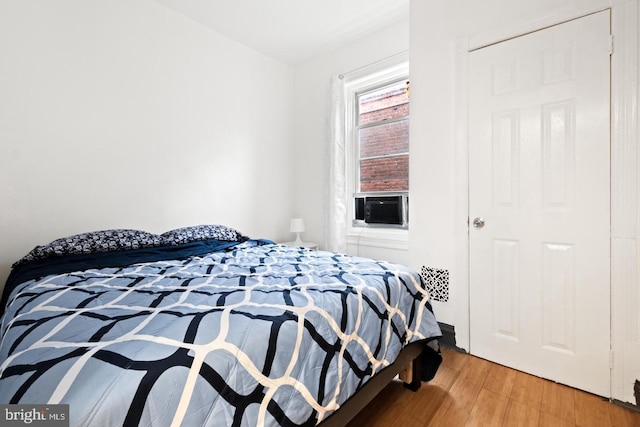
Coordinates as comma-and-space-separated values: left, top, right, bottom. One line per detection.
289, 218, 305, 245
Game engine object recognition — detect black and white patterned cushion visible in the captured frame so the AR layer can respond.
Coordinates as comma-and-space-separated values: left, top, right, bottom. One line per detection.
160, 224, 246, 245
14, 229, 163, 267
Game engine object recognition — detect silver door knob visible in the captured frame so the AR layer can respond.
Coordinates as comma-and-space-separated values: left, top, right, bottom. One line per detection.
473, 217, 485, 228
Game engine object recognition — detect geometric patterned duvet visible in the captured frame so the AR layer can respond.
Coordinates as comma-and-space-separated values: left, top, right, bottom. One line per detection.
0, 241, 441, 426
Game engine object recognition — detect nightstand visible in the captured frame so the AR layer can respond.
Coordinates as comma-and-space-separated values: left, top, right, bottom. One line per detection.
281, 241, 318, 250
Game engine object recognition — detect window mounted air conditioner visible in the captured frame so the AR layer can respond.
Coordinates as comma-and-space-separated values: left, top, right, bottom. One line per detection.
354, 193, 408, 228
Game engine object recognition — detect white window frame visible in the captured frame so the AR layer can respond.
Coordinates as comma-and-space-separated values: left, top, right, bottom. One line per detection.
344, 57, 410, 249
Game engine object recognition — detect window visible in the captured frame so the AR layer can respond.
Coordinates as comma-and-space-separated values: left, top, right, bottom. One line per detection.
357, 79, 410, 193
345, 60, 410, 231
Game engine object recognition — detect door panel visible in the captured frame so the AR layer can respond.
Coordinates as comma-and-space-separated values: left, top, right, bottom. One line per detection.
469, 11, 611, 396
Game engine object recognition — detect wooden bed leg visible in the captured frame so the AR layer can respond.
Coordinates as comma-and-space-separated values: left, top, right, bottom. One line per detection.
399, 363, 412, 384
399, 354, 422, 391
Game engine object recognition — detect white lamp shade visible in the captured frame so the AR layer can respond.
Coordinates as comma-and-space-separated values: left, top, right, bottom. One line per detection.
289, 218, 305, 233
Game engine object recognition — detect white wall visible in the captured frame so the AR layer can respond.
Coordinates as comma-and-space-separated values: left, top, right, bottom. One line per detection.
292, 18, 410, 264
0, 0, 295, 290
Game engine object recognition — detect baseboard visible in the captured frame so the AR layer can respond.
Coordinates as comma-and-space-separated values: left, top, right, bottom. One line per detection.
613, 399, 640, 413
438, 322, 466, 353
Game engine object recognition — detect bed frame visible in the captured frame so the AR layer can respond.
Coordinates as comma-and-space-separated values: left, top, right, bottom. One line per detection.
318, 341, 425, 426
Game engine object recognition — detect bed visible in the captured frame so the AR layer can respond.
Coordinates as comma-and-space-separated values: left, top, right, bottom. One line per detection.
0, 225, 442, 426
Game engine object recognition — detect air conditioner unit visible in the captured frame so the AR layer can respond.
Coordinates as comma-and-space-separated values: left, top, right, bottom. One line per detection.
354, 193, 408, 228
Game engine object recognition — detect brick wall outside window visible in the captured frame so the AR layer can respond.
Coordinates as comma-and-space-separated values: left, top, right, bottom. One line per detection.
358, 84, 409, 192
360, 156, 409, 192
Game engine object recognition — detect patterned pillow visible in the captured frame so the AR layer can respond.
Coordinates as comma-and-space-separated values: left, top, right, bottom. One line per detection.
13, 229, 163, 267
160, 224, 247, 246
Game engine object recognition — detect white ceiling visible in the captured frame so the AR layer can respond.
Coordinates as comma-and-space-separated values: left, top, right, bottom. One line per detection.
154, 0, 410, 65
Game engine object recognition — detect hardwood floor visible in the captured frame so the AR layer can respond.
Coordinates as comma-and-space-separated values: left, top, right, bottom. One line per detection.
346, 346, 640, 426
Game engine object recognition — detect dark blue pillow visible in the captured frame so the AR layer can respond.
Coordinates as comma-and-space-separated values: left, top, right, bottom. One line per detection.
161, 224, 247, 245
13, 229, 163, 267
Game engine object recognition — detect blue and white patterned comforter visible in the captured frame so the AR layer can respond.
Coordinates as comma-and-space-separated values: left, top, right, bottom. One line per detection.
0, 241, 441, 426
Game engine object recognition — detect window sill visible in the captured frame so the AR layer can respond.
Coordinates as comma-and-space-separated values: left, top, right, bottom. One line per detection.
346, 227, 409, 251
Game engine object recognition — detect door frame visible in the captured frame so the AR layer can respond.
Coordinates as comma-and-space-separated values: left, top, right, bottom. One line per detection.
453, 2, 639, 403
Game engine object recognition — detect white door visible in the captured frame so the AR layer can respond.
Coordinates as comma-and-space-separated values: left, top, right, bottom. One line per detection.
469, 11, 611, 397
